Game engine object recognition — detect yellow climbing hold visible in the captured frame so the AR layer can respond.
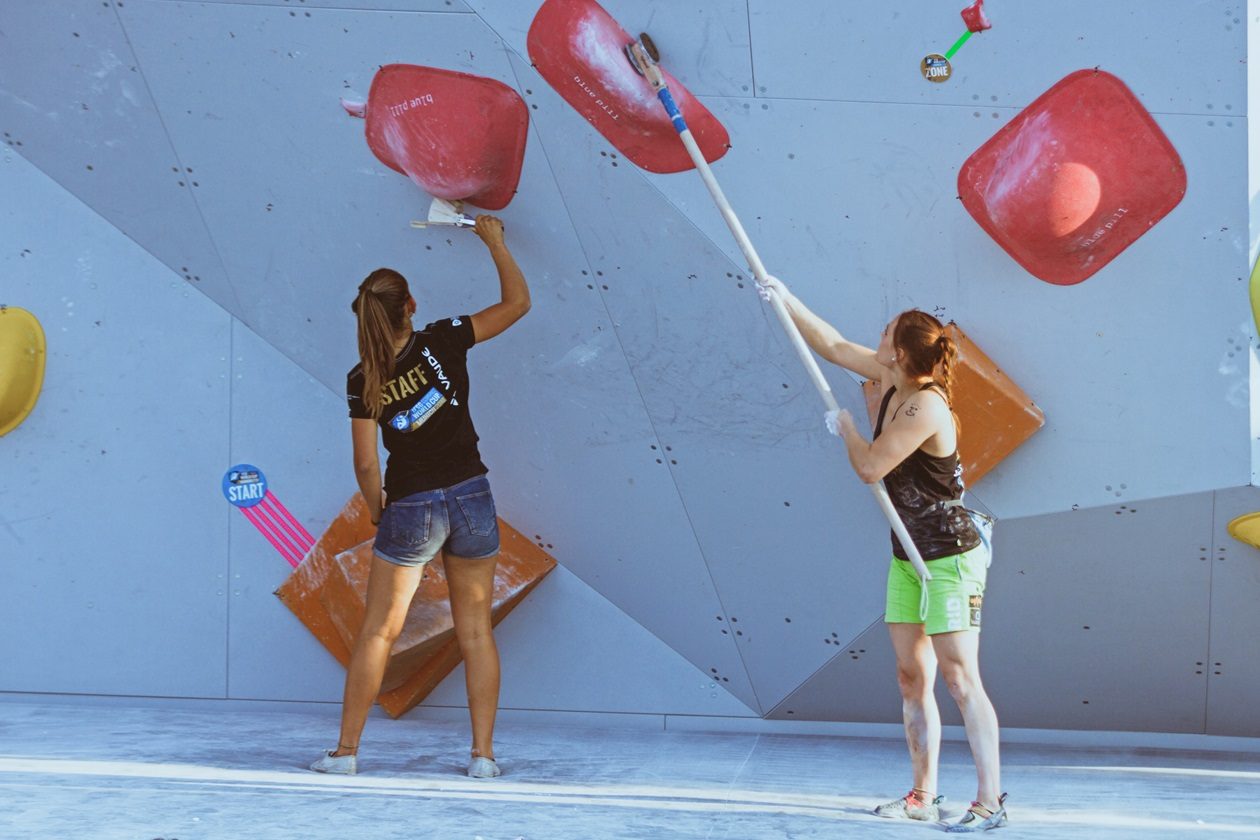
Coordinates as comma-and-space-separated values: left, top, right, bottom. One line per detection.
0, 306, 46, 436
1227, 512, 1260, 550
1250, 255, 1260, 338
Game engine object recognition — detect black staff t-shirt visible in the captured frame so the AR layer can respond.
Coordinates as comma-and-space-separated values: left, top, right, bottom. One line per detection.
347, 316, 487, 499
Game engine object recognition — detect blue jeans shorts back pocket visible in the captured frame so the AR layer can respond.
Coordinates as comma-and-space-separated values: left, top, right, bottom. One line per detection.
383, 499, 432, 551
455, 489, 496, 537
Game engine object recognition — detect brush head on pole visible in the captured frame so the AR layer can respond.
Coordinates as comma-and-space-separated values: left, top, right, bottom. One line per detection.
625, 39, 667, 90
639, 33, 660, 62
624, 32, 659, 77
410, 197, 476, 229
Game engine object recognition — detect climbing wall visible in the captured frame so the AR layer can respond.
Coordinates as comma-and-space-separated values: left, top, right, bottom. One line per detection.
1, 0, 1257, 734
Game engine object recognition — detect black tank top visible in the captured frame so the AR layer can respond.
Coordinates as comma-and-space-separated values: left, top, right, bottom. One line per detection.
874, 384, 981, 561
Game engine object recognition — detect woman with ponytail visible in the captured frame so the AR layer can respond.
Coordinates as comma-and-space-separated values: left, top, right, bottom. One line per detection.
760, 278, 1007, 832
311, 215, 529, 780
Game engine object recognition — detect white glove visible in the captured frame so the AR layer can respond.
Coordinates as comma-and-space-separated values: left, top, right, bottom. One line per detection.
756, 274, 787, 303
824, 409, 842, 437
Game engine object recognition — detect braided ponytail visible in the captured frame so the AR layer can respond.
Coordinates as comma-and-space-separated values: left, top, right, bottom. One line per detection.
351, 268, 411, 420
935, 333, 957, 405
892, 310, 962, 435
936, 331, 961, 435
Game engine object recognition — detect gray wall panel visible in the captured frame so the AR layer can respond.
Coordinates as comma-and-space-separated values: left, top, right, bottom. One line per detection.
158, 0, 471, 11
1252, 0, 1259, 260
1249, 0, 1259, 483
648, 95, 1250, 519
225, 320, 351, 702
774, 493, 1217, 733
516, 52, 878, 712
0, 0, 239, 312
0, 150, 232, 698
425, 566, 756, 717
460, 139, 761, 712
748, 0, 1247, 113
121, 0, 777, 708
1206, 486, 1260, 737
655, 439, 895, 712
115, 1, 515, 386
510, 49, 908, 712
0, 0, 1251, 732
980, 493, 1213, 733
767, 620, 902, 723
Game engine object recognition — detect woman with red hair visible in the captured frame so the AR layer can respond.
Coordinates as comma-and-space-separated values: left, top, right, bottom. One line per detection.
763, 278, 1007, 832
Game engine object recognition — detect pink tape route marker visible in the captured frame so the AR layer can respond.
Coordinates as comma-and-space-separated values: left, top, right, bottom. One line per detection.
223, 465, 315, 568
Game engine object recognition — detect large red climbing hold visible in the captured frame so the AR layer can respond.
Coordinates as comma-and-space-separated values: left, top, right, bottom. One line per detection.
527, 0, 729, 174
958, 69, 1186, 286
344, 65, 529, 211
961, 0, 992, 34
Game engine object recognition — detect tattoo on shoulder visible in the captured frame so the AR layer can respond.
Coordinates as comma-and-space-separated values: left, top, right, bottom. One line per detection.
904, 403, 919, 417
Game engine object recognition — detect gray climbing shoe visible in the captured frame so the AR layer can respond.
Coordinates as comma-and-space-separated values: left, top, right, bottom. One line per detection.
309, 749, 357, 775
873, 789, 944, 821
467, 755, 501, 778
945, 793, 1009, 832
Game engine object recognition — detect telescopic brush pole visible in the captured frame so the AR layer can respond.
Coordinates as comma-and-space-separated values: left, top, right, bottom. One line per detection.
626, 39, 933, 582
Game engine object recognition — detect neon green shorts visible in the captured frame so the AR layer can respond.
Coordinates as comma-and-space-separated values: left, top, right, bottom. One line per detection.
885, 548, 987, 635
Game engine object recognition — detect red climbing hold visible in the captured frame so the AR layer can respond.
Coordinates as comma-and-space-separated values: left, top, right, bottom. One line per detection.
961, 0, 992, 33
527, 0, 730, 174
345, 65, 529, 211
958, 70, 1186, 286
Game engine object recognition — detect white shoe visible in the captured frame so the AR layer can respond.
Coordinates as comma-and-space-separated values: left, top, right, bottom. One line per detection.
310, 750, 357, 775
874, 789, 943, 821
467, 755, 501, 778
945, 794, 1009, 832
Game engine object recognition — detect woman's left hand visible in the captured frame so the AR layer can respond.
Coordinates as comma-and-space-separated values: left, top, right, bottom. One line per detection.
824, 408, 853, 438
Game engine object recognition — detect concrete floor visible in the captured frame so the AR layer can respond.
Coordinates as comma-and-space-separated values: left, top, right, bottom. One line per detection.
0, 701, 1256, 839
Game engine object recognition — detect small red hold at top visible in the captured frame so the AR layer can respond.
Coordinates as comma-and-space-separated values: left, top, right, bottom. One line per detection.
961, 0, 992, 33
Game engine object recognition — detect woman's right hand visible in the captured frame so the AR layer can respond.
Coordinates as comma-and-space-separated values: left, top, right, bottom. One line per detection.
756, 274, 789, 303
474, 215, 506, 250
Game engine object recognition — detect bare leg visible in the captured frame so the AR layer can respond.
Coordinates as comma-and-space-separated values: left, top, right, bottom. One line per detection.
888, 622, 940, 795
445, 553, 500, 760
933, 630, 1001, 810
333, 556, 425, 756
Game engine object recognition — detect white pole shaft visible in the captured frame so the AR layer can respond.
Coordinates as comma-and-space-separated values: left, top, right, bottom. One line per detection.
672, 123, 932, 582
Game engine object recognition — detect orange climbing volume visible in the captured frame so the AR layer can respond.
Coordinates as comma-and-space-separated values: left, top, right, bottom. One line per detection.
862, 322, 1044, 485
276, 493, 556, 718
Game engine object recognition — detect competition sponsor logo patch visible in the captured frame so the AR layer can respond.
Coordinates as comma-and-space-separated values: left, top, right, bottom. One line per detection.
969, 594, 983, 628
945, 595, 964, 632
921, 53, 952, 83
389, 386, 446, 432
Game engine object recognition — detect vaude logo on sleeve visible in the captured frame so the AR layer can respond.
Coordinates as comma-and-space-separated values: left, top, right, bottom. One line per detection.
423, 346, 451, 391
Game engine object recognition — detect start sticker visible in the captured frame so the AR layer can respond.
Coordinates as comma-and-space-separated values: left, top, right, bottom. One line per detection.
921, 54, 952, 83
223, 464, 268, 508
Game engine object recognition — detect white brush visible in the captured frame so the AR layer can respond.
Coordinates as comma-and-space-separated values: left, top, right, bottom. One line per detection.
410, 198, 476, 229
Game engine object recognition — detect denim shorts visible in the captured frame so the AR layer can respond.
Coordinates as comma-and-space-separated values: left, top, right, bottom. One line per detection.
374, 474, 500, 567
